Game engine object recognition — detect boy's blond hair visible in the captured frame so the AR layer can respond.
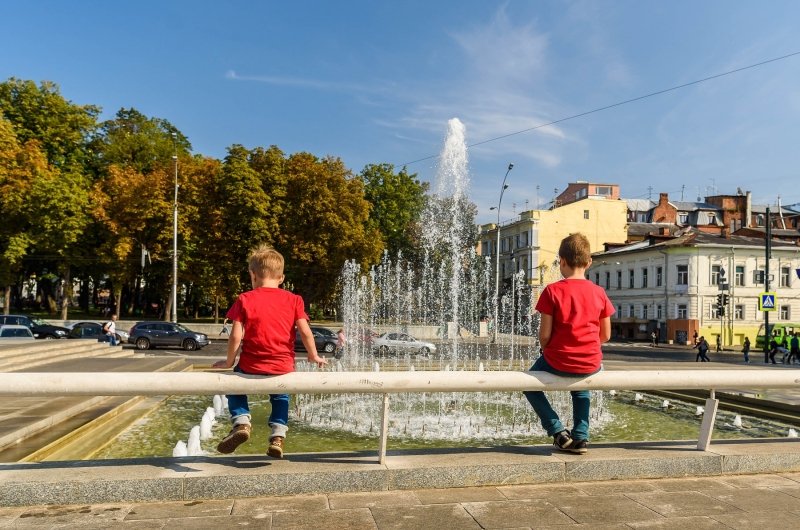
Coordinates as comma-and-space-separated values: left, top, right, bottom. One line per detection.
558, 233, 592, 268
248, 245, 284, 279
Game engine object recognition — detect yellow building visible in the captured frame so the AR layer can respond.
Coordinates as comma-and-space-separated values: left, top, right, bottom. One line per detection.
478, 195, 628, 286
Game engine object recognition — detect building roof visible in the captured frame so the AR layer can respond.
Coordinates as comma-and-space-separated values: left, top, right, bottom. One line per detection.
623, 198, 655, 211
750, 204, 799, 215
626, 222, 679, 237
595, 228, 798, 257
671, 201, 720, 211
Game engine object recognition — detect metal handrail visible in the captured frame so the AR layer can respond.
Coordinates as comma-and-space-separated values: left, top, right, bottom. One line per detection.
2, 369, 797, 462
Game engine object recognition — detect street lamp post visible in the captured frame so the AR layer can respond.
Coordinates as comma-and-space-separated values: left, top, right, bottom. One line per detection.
490, 163, 514, 343
171, 148, 178, 324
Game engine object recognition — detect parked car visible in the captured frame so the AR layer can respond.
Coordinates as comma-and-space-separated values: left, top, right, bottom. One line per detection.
372, 332, 436, 355
0, 314, 69, 339
67, 321, 128, 343
294, 326, 338, 354
128, 321, 209, 351
0, 324, 36, 340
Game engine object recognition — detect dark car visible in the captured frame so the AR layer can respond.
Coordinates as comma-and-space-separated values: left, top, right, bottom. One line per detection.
67, 321, 128, 343
294, 326, 338, 354
0, 314, 69, 339
128, 321, 209, 351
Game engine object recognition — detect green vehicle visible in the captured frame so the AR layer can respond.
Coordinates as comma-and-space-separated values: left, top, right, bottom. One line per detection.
755, 323, 800, 349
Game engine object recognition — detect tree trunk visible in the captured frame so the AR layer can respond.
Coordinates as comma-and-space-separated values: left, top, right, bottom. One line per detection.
3, 285, 9, 314
163, 288, 173, 322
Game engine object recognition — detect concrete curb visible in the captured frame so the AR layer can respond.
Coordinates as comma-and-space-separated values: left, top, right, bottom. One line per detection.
2, 439, 799, 507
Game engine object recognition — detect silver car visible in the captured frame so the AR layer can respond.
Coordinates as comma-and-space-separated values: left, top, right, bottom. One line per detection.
372, 332, 436, 355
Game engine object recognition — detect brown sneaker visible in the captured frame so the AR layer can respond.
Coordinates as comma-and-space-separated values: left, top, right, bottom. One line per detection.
267, 436, 284, 459
216, 424, 251, 454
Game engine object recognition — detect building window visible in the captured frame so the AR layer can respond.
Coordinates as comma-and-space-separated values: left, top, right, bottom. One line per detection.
629, 269, 635, 289
521, 231, 528, 247
656, 304, 663, 319
735, 305, 744, 320
677, 304, 687, 319
656, 266, 663, 287
482, 242, 489, 256
781, 267, 790, 287
753, 269, 765, 285
679, 213, 689, 224
596, 186, 612, 196
583, 210, 590, 219
628, 304, 634, 318
711, 303, 722, 319
595, 272, 600, 285
735, 265, 744, 286
707, 213, 716, 224
781, 305, 790, 320
605, 271, 610, 290
676, 264, 688, 285
755, 213, 765, 226
616, 270, 622, 289
711, 265, 722, 286
642, 268, 648, 288
616, 305, 622, 317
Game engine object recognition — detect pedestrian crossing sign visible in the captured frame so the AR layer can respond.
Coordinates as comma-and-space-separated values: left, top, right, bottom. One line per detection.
759, 292, 776, 312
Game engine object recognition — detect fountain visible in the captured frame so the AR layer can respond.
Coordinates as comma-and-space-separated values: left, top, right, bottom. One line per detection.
293, 118, 608, 443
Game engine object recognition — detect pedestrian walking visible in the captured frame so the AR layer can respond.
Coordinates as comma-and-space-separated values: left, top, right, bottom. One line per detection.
650, 331, 657, 347
715, 335, 722, 352
695, 336, 710, 362
742, 336, 750, 364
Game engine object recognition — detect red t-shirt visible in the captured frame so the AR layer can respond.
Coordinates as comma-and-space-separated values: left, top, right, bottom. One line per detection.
226, 287, 308, 375
535, 278, 615, 374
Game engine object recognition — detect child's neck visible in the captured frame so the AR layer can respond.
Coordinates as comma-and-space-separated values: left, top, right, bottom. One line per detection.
562, 266, 587, 280
253, 277, 282, 289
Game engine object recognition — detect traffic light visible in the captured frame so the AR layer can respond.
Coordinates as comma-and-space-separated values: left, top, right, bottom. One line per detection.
722, 294, 729, 305
718, 306, 725, 317
716, 294, 723, 306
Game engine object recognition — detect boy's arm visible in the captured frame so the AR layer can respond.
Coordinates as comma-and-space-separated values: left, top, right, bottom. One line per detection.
213, 320, 243, 369
297, 318, 328, 367
599, 316, 611, 343
538, 313, 552, 349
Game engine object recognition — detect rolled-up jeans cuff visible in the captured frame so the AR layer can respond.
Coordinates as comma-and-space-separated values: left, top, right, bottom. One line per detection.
232, 414, 251, 426
269, 423, 288, 438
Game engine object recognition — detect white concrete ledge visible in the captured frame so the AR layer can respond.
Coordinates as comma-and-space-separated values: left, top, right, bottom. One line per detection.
0, 369, 798, 396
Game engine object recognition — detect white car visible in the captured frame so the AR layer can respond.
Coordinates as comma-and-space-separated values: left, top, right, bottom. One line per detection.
372, 332, 436, 355
0, 324, 36, 340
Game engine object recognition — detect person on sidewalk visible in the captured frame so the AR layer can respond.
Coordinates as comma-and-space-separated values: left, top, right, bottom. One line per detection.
790, 333, 800, 365
523, 233, 614, 456
695, 336, 710, 362
742, 336, 751, 364
715, 335, 722, 352
213, 245, 327, 458
102, 314, 118, 346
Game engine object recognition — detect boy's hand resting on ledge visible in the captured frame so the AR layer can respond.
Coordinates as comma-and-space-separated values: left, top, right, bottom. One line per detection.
212, 359, 234, 369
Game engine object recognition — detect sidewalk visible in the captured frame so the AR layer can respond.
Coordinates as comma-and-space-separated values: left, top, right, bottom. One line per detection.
2, 471, 800, 528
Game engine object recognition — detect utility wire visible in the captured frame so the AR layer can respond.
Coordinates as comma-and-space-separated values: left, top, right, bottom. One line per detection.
400, 50, 800, 167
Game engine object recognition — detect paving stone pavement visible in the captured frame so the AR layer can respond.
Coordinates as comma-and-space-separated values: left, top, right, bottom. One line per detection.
2, 472, 800, 529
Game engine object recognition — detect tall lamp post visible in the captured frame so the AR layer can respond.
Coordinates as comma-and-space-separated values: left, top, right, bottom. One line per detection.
171, 140, 179, 323
489, 163, 514, 343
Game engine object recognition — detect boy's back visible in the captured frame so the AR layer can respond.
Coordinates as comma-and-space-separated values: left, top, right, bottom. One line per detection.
227, 287, 307, 375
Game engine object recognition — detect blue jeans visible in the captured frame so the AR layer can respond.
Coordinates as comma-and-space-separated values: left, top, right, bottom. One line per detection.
523, 355, 595, 441
226, 365, 289, 436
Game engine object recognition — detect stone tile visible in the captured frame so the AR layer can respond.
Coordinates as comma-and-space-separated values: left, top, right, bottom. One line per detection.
647, 477, 736, 492
549, 493, 663, 524
12, 503, 132, 527
114, 520, 166, 529
414, 486, 506, 504
625, 491, 741, 517
463, 499, 574, 528
372, 504, 479, 530
537, 525, 628, 530
124, 499, 234, 521
711, 510, 800, 529
720, 473, 799, 488
272, 508, 374, 530
144, 515, 270, 529
0, 507, 24, 528
708, 487, 800, 513
496, 483, 585, 500
232, 494, 328, 516
389, 462, 564, 490
329, 490, 420, 509
575, 479, 659, 495
777, 471, 800, 483
627, 516, 729, 529
771, 485, 800, 499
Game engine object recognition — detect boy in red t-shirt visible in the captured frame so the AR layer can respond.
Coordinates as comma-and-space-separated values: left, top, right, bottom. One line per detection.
523, 233, 614, 454
213, 245, 327, 457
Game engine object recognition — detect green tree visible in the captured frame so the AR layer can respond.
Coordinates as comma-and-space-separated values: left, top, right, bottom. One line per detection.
359, 163, 428, 261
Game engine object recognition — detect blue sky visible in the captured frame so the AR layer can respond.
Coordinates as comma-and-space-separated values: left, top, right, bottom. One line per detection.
3, 1, 800, 224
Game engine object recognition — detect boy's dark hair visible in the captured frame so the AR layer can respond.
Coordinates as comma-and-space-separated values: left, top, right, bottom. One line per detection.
558, 233, 592, 268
